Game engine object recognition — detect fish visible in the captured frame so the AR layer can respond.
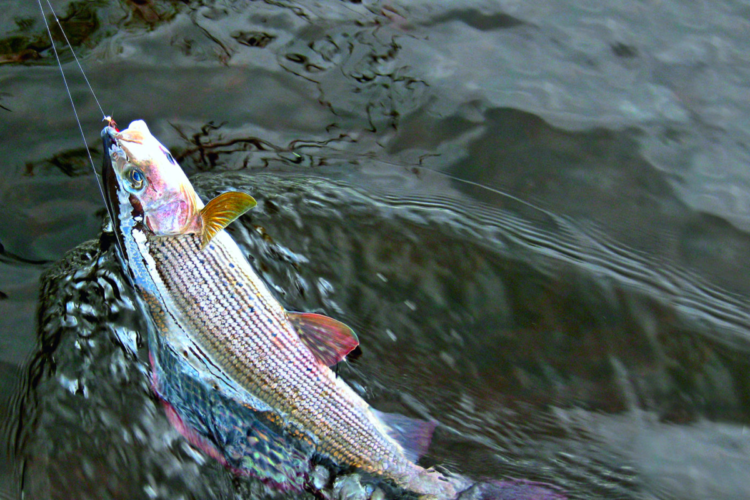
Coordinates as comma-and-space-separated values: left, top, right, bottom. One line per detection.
101, 119, 566, 500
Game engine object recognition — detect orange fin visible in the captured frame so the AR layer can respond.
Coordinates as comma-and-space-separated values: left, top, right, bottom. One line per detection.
288, 312, 359, 366
199, 191, 257, 249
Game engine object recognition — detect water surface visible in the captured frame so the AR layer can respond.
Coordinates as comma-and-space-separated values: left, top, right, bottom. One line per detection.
2, 1, 750, 499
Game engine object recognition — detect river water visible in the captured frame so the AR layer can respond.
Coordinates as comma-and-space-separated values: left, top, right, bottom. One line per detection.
2, 1, 750, 499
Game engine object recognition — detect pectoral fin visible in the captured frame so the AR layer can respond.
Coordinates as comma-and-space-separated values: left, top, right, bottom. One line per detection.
288, 312, 359, 366
199, 191, 257, 249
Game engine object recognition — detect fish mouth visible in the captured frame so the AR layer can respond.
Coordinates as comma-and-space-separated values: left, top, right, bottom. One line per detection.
101, 125, 127, 226
101, 125, 195, 237
101, 125, 118, 223
102, 125, 145, 217
101, 124, 145, 262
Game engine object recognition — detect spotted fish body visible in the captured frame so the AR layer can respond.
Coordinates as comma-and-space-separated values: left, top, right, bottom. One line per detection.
101, 121, 459, 498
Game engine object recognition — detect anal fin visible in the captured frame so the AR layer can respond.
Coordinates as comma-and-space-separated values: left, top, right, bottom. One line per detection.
371, 409, 436, 463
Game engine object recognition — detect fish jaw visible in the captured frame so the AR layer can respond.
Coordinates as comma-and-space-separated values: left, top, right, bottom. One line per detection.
101, 120, 202, 238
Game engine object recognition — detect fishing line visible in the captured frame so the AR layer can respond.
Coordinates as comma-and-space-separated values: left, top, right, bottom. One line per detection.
44, 0, 107, 120
35, 0, 113, 221
36, 0, 544, 224
35, 0, 557, 238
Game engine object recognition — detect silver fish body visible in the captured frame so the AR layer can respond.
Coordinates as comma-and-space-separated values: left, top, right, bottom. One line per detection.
101, 121, 459, 498
147, 232, 437, 485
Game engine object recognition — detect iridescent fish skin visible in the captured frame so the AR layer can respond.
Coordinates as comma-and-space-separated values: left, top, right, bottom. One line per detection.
100, 120, 461, 498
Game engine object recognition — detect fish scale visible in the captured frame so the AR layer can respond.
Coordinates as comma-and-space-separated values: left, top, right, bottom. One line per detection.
147, 232, 423, 483
153, 315, 312, 489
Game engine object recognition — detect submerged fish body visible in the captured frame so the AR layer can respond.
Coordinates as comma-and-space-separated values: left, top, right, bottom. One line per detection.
100, 120, 566, 500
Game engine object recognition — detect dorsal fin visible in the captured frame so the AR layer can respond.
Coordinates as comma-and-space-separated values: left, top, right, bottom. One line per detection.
371, 409, 436, 462
199, 191, 257, 249
287, 312, 359, 366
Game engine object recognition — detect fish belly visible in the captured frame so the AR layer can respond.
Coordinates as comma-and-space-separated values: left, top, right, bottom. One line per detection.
142, 232, 419, 487
151, 332, 314, 490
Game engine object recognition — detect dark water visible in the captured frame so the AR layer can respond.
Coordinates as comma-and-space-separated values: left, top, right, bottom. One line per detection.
2, 1, 750, 499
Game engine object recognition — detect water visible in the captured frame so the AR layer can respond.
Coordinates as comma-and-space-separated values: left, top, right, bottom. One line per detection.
2, 0, 750, 499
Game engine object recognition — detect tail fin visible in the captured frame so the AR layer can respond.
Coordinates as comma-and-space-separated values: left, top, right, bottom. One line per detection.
457, 479, 567, 500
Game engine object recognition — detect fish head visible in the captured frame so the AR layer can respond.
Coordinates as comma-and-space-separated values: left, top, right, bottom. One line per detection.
102, 120, 202, 237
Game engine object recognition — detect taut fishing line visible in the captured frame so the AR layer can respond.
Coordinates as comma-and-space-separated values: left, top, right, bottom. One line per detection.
35, 0, 113, 221
44, 0, 107, 119
33, 0, 566, 231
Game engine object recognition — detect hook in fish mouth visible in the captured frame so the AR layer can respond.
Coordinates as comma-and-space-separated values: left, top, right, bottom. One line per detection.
101, 125, 119, 214
100, 124, 134, 266
101, 124, 145, 247
101, 126, 125, 186
101, 125, 121, 176
101, 119, 256, 249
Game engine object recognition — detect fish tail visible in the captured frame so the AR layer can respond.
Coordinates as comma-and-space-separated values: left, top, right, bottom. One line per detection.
455, 478, 567, 500
400, 464, 566, 499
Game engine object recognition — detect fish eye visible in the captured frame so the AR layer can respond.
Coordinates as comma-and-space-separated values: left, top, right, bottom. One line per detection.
124, 167, 146, 192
